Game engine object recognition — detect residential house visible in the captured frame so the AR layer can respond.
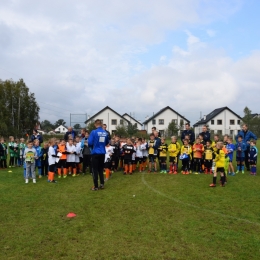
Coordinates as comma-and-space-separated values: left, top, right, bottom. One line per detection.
54, 125, 68, 134
122, 113, 143, 130
84, 106, 130, 133
142, 106, 190, 136
193, 107, 242, 137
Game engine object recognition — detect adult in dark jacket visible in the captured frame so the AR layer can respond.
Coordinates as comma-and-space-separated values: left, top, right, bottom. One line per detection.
236, 124, 257, 171
64, 127, 77, 141
152, 127, 161, 137
199, 125, 211, 143
88, 119, 109, 190
102, 124, 111, 140
30, 129, 43, 144
181, 123, 195, 144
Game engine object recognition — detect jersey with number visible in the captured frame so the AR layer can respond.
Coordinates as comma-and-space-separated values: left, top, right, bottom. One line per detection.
122, 144, 135, 160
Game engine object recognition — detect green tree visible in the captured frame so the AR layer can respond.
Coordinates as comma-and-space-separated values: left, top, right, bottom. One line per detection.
115, 124, 128, 137
0, 78, 40, 136
73, 124, 81, 130
41, 120, 55, 132
167, 121, 179, 137
126, 123, 138, 136
86, 121, 96, 133
242, 106, 252, 126
54, 119, 66, 128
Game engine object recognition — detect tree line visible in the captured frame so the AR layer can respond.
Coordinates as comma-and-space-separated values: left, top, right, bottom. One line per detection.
0, 79, 40, 137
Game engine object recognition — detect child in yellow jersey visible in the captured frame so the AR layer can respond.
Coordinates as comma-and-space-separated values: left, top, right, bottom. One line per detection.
209, 142, 226, 187
211, 134, 220, 152
158, 137, 168, 174
180, 139, 192, 174
146, 133, 158, 173
168, 136, 180, 174
204, 140, 214, 174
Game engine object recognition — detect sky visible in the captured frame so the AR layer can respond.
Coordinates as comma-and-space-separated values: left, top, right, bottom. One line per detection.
0, 0, 260, 127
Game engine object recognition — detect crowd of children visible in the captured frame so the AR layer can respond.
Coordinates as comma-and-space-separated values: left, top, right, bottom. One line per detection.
0, 130, 258, 188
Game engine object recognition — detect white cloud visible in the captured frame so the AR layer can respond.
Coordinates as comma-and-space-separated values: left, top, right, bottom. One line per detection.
206, 29, 216, 37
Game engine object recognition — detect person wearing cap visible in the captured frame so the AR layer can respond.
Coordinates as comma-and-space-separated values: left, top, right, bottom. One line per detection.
30, 129, 43, 144
88, 119, 109, 191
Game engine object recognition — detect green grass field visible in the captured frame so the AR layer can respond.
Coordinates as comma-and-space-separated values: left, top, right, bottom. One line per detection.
1, 145, 260, 259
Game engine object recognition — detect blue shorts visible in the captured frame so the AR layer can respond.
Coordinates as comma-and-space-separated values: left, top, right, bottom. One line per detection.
236, 157, 244, 162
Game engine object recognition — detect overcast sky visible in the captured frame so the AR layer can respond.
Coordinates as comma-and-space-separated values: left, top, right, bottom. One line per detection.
0, 0, 260, 126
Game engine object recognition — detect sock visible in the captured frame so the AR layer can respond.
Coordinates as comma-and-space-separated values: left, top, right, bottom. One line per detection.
252, 166, 256, 173
174, 164, 177, 172
129, 164, 133, 173
105, 168, 110, 179
63, 168, 67, 176
73, 168, 77, 174
169, 164, 173, 172
57, 168, 61, 176
124, 164, 128, 173
237, 165, 240, 171
223, 172, 227, 182
213, 176, 217, 184
241, 165, 245, 171
221, 176, 225, 185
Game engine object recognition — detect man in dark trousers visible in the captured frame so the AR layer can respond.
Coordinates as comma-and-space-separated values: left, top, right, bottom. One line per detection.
102, 124, 111, 140
181, 123, 195, 145
236, 124, 257, 171
88, 119, 109, 190
199, 125, 211, 143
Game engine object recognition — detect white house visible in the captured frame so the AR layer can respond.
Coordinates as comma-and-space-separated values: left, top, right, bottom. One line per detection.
85, 106, 130, 133
54, 125, 68, 134
142, 106, 190, 136
193, 107, 242, 137
122, 113, 143, 130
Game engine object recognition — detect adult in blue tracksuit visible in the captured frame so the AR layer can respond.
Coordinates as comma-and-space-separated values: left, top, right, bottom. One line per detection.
199, 125, 211, 143
236, 124, 257, 171
30, 130, 43, 144
88, 119, 109, 190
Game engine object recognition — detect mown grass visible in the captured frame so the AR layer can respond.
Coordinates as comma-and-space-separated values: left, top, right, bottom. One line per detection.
0, 145, 260, 259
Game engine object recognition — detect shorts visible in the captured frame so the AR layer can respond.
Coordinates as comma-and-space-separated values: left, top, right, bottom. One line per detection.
58, 159, 67, 168
216, 167, 224, 172
67, 162, 76, 168
135, 157, 143, 164
148, 154, 157, 163
159, 157, 166, 163
49, 164, 55, 172
142, 156, 147, 163
169, 156, 177, 163
124, 159, 132, 165
236, 157, 245, 162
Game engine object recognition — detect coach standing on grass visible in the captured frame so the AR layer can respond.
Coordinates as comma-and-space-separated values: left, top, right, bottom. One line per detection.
88, 119, 109, 191
236, 124, 257, 171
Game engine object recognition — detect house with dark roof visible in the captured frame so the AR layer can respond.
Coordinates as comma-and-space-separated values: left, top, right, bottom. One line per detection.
142, 106, 190, 136
122, 113, 143, 130
193, 107, 242, 137
84, 106, 130, 132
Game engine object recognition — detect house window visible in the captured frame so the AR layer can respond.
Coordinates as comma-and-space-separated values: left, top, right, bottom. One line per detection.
237, 120, 240, 125
152, 119, 156, 125
172, 119, 177, 124
217, 120, 222, 125
211, 120, 214, 125
63, 128, 65, 131
230, 120, 235, 125
217, 130, 222, 135
159, 119, 164, 125
111, 119, 117, 125
120, 119, 124, 125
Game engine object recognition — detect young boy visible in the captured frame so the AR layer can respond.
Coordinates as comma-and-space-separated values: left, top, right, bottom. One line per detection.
209, 142, 226, 187
226, 137, 235, 176
168, 136, 180, 174
8, 136, 15, 167
122, 138, 135, 174
104, 143, 114, 181
0, 138, 8, 169
146, 134, 158, 173
23, 141, 37, 184
57, 139, 68, 178
33, 139, 43, 178
135, 138, 144, 172
48, 138, 58, 183
19, 138, 26, 167
158, 137, 168, 174
249, 140, 258, 175
41, 142, 49, 177
141, 138, 148, 169
204, 140, 214, 174
192, 137, 204, 174
180, 139, 192, 174
212, 134, 220, 152
235, 135, 247, 174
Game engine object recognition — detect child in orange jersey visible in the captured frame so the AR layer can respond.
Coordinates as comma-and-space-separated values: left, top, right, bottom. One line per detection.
193, 137, 204, 174
57, 139, 68, 178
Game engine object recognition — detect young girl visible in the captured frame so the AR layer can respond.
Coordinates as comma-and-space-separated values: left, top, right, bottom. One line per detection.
158, 137, 168, 174
226, 137, 235, 176
192, 137, 204, 174
57, 139, 68, 178
34, 139, 43, 178
66, 139, 77, 177
209, 142, 226, 187
8, 136, 15, 167
180, 139, 192, 174
135, 138, 144, 172
48, 139, 58, 183
122, 138, 135, 174
168, 136, 180, 174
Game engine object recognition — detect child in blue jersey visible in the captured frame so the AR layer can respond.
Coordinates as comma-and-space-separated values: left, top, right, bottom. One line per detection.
226, 137, 235, 176
33, 139, 43, 178
249, 140, 258, 175
235, 135, 247, 174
